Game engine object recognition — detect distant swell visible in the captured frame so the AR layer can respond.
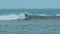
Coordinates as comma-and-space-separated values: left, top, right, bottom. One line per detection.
28, 14, 60, 19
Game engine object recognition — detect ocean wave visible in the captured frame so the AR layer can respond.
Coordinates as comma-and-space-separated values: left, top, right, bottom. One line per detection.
0, 13, 60, 20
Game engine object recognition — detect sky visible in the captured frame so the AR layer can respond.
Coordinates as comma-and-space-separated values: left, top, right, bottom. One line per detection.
0, 0, 60, 9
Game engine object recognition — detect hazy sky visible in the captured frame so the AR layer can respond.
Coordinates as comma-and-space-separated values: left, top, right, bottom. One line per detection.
0, 0, 60, 9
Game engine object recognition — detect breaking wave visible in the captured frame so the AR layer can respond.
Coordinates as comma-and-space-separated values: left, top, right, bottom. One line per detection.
0, 13, 60, 20
0, 14, 25, 20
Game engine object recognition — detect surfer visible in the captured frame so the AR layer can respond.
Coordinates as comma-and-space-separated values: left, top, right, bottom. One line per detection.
25, 13, 28, 20
25, 13, 28, 16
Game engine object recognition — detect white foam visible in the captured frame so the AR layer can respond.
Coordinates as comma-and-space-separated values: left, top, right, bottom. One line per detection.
39, 14, 49, 16
56, 14, 60, 16
0, 14, 25, 20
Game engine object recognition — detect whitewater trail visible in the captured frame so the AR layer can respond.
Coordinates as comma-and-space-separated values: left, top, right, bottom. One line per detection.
0, 14, 25, 20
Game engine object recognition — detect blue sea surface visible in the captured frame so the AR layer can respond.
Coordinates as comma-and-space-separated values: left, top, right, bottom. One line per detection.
0, 9, 60, 34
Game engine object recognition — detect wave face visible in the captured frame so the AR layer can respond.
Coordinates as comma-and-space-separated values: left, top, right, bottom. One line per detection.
0, 9, 60, 20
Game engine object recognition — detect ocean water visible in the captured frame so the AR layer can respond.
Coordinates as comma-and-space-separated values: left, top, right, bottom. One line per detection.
0, 9, 60, 34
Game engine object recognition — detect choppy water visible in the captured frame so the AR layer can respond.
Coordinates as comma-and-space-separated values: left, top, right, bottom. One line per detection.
0, 9, 60, 34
